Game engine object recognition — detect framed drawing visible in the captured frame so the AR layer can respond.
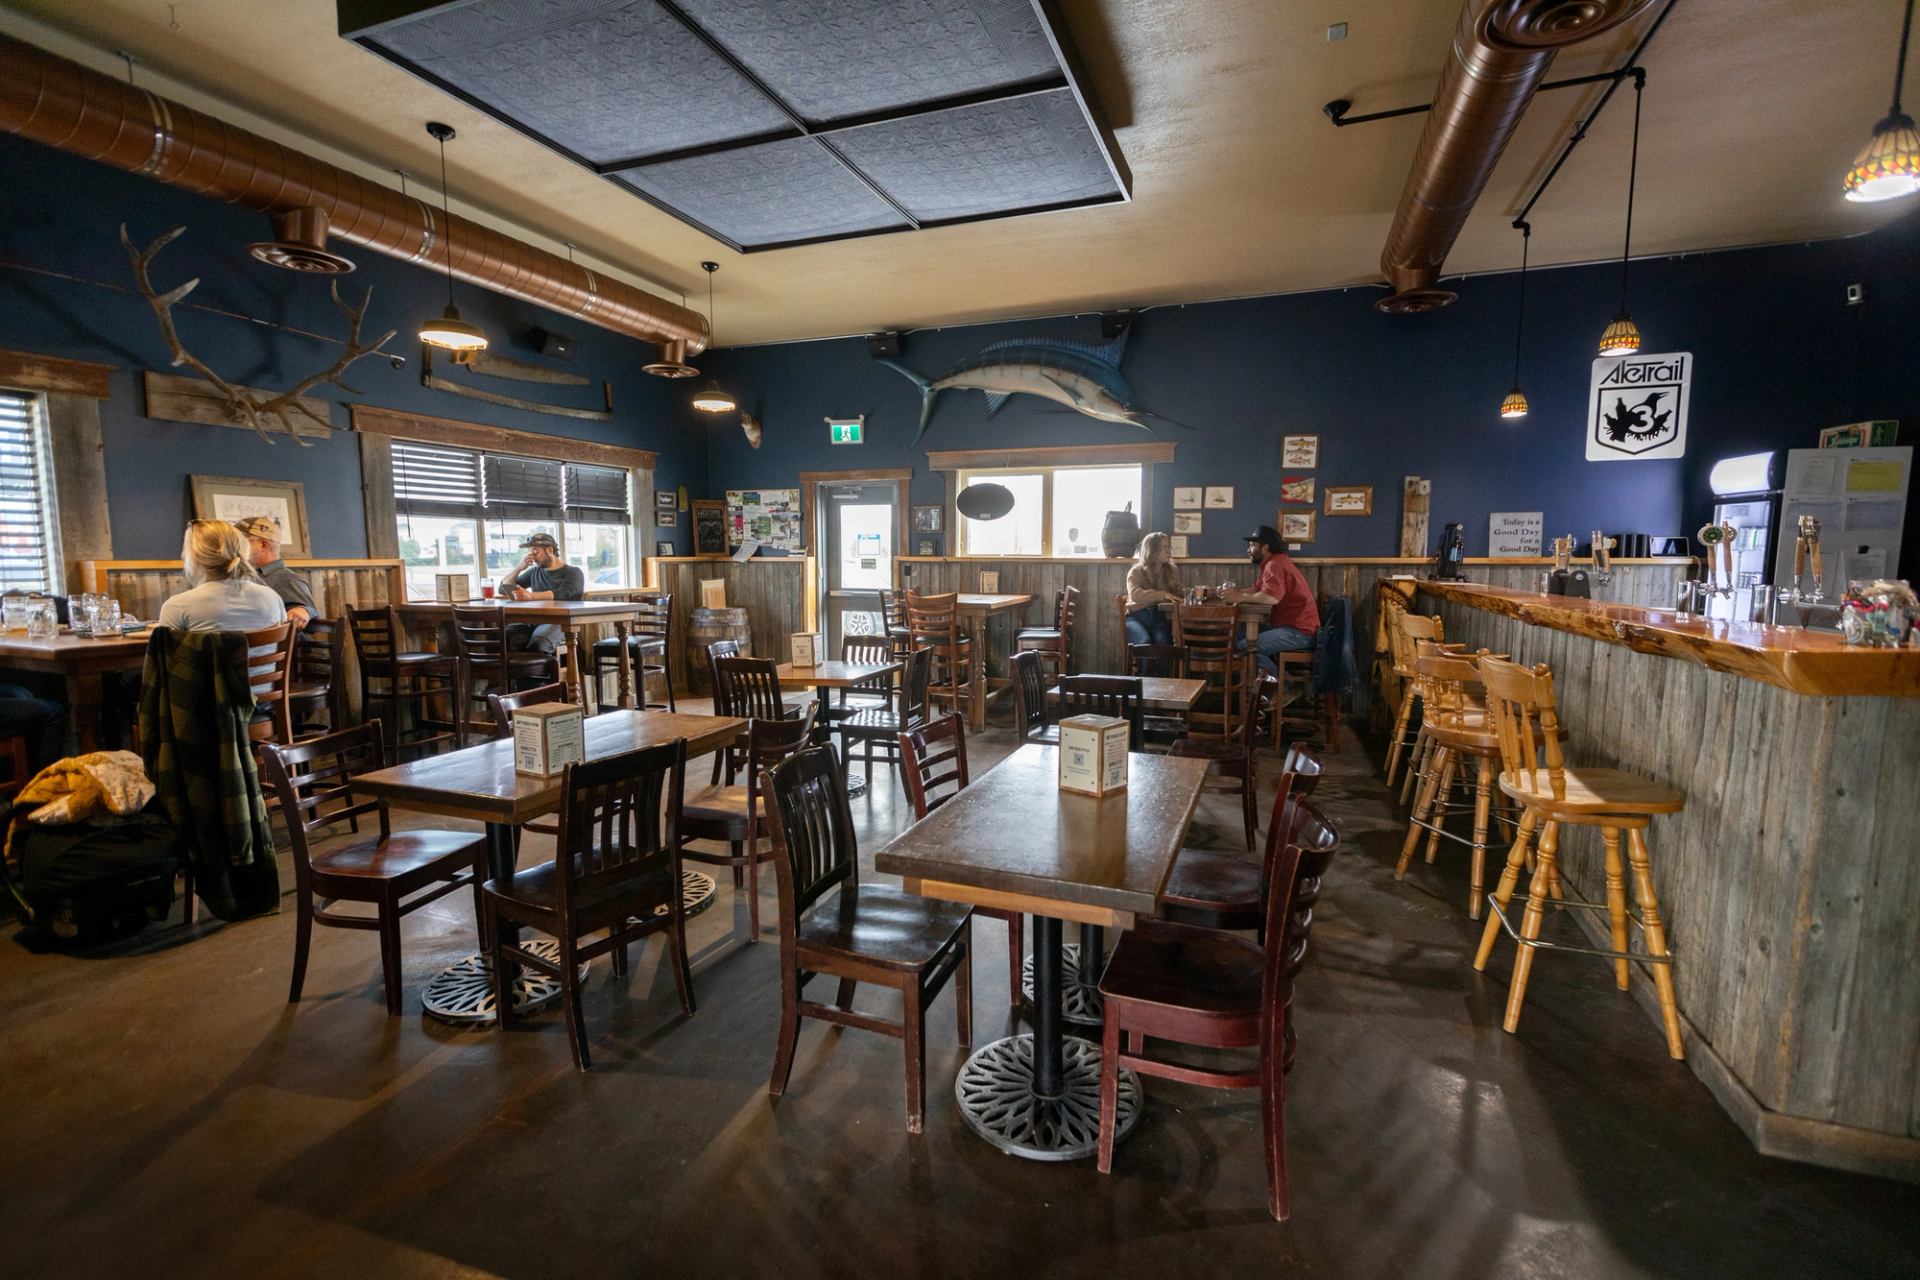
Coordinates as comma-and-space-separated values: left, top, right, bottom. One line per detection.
1280, 510, 1316, 543
912, 504, 944, 533
654, 510, 678, 528
1324, 485, 1373, 516
1169, 534, 1190, 558
1172, 486, 1203, 509
655, 540, 676, 557
1281, 435, 1319, 468
1204, 486, 1234, 509
916, 539, 936, 556
692, 498, 727, 555
1172, 511, 1203, 534
1280, 477, 1315, 505
190, 475, 310, 556
653, 490, 678, 512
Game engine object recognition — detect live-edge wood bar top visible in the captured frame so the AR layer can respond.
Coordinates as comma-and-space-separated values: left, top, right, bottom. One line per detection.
1419, 581, 1920, 697
875, 744, 1209, 925
353, 710, 744, 825
1048, 677, 1205, 712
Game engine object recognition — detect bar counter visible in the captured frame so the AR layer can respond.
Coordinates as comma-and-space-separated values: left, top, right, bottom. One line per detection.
1417, 581, 1920, 1180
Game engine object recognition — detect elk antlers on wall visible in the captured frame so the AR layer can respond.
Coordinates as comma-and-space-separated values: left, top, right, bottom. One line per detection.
122, 224, 396, 444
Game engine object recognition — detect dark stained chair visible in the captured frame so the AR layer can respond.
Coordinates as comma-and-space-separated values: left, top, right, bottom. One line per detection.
907, 591, 973, 724
762, 746, 973, 1133
288, 616, 345, 737
261, 723, 489, 1016
1160, 744, 1324, 937
834, 645, 932, 787
451, 603, 560, 748
679, 703, 818, 942
1128, 641, 1190, 749
1169, 648, 1263, 850
899, 713, 1024, 1011
488, 681, 571, 839
1056, 673, 1144, 750
484, 740, 694, 1070
876, 588, 913, 658
346, 605, 456, 760
1014, 585, 1079, 678
590, 591, 674, 713
1096, 793, 1341, 1221
240, 621, 298, 755
712, 653, 800, 783
1009, 649, 1055, 745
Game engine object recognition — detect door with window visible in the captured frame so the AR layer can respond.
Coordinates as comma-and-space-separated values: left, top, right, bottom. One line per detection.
820, 481, 899, 655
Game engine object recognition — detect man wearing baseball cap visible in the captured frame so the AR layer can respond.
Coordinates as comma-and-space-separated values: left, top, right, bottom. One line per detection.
501, 531, 584, 656
1225, 524, 1320, 675
234, 514, 315, 631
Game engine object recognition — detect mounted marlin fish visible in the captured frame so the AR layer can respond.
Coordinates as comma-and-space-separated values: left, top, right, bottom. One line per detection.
878, 328, 1192, 446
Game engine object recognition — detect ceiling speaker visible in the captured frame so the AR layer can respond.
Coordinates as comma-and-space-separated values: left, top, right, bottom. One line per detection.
867, 332, 902, 358
528, 326, 575, 360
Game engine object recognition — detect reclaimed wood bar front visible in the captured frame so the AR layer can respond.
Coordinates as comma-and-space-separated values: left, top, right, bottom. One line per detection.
1419, 580, 1920, 1181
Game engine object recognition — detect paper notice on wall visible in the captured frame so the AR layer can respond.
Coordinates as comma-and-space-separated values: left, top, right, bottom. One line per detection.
1797, 454, 1838, 493
1844, 499, 1903, 531
1846, 459, 1905, 492
1784, 499, 1844, 532
1843, 547, 1889, 580
1488, 512, 1544, 558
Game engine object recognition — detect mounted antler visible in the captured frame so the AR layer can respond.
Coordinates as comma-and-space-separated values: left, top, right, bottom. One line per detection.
122, 224, 397, 445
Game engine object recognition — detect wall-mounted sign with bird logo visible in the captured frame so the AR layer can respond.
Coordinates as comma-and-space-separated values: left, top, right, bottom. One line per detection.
1586, 351, 1693, 461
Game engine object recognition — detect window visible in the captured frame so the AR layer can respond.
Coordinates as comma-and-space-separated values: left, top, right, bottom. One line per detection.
0, 389, 61, 593
955, 464, 1142, 557
391, 441, 635, 597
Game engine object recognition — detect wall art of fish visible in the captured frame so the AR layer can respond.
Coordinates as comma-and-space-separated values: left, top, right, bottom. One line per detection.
877, 329, 1193, 445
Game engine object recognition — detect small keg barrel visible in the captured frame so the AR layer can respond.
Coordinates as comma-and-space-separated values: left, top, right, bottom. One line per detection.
687, 607, 752, 695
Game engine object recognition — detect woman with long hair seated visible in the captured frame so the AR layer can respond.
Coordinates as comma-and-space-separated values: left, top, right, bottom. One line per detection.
158, 520, 287, 634
1124, 530, 1182, 646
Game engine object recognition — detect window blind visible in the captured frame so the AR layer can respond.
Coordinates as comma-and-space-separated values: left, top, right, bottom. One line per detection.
483, 455, 564, 519
0, 390, 59, 593
564, 463, 630, 523
392, 441, 482, 517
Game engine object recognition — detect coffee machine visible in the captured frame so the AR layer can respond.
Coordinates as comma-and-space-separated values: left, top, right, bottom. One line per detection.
1433, 522, 1466, 579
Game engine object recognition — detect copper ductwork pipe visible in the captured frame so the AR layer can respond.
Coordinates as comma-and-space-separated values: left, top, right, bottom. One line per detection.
0, 33, 708, 356
1376, 0, 1656, 314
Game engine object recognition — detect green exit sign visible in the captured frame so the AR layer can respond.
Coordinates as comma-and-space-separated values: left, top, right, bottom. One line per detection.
827, 416, 864, 445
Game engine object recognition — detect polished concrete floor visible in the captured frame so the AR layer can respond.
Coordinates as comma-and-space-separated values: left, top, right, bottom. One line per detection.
2, 719, 1916, 1280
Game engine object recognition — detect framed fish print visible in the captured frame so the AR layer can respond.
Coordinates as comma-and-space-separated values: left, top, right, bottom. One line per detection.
1324, 485, 1372, 516
1280, 510, 1316, 543
1280, 477, 1315, 505
1282, 435, 1319, 468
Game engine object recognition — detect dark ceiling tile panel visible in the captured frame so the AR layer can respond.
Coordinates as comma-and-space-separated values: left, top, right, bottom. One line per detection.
671, 0, 1058, 125
364, 0, 791, 164
832, 87, 1118, 222
615, 137, 907, 246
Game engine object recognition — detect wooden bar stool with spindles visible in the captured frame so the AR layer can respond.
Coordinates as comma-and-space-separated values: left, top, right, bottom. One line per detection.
1472, 656, 1688, 1060
1014, 585, 1078, 678
907, 591, 973, 725
1382, 611, 1449, 795
1393, 649, 1515, 920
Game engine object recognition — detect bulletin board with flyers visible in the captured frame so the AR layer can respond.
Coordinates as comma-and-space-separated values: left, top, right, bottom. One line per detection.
725, 488, 804, 552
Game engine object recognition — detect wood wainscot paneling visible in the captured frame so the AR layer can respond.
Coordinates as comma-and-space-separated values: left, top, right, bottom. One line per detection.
648, 557, 813, 691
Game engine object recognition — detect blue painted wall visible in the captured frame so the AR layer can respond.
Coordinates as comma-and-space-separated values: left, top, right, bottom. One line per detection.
0, 134, 708, 558
703, 210, 1920, 569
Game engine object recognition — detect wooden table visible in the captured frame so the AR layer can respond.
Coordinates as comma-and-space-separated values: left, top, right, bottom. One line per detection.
353, 709, 745, 1023
778, 659, 902, 796
875, 743, 1210, 1159
0, 630, 149, 751
955, 592, 1034, 731
1048, 676, 1205, 714
397, 599, 653, 714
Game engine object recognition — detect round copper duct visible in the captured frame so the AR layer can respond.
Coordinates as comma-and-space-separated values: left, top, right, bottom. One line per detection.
1375, 0, 1656, 314
0, 33, 709, 356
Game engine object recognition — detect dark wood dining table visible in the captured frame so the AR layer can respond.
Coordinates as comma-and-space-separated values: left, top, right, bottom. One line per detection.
954, 592, 1035, 730
776, 658, 902, 796
0, 629, 149, 751
875, 743, 1210, 1159
396, 598, 654, 713
353, 709, 745, 1023
1048, 675, 1206, 714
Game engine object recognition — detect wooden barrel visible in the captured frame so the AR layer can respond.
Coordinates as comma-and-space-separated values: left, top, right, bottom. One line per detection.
1101, 506, 1142, 558
686, 607, 752, 695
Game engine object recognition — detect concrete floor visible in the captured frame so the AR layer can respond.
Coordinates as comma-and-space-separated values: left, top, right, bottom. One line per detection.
2, 719, 1916, 1280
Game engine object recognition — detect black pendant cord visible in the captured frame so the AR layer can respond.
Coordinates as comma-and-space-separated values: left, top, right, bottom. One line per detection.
1618, 71, 1643, 316
1512, 223, 1530, 387
434, 127, 456, 309
1894, 0, 1914, 117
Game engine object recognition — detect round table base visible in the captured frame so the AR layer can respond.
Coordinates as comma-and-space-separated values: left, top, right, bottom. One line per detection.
954, 1034, 1141, 1161
651, 869, 718, 920
845, 771, 869, 799
1021, 943, 1102, 1026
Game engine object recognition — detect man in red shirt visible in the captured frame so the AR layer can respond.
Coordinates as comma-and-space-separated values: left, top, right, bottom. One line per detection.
1225, 525, 1321, 675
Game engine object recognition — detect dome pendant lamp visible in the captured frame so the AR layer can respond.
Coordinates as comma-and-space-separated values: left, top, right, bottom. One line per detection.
1843, 0, 1920, 202
1500, 221, 1531, 420
1598, 70, 1646, 358
690, 262, 737, 414
418, 122, 488, 352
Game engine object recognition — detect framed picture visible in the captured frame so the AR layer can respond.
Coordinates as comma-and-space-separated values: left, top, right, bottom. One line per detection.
912, 504, 944, 533
1203, 486, 1234, 509
654, 490, 678, 512
692, 498, 727, 556
1282, 435, 1319, 468
1280, 477, 1315, 505
1172, 486, 1203, 509
655, 510, 678, 527
916, 540, 936, 556
1169, 534, 1190, 558
1324, 485, 1373, 516
655, 540, 676, 557
190, 475, 310, 556
1280, 510, 1316, 543
1173, 511, 1203, 534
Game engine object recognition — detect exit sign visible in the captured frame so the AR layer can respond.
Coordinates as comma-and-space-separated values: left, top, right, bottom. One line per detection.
827, 416, 864, 445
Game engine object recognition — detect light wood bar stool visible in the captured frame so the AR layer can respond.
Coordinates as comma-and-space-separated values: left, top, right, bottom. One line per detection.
1472, 657, 1688, 1060
1393, 649, 1512, 919
906, 591, 973, 726
1383, 611, 1448, 794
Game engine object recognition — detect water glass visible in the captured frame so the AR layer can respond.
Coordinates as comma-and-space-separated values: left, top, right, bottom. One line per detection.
26, 602, 56, 640
95, 598, 122, 634
2, 598, 26, 632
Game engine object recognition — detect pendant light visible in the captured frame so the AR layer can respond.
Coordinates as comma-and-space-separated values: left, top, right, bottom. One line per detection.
1499, 221, 1531, 420
690, 261, 737, 413
1843, 0, 1920, 202
1598, 70, 1646, 357
418, 121, 489, 352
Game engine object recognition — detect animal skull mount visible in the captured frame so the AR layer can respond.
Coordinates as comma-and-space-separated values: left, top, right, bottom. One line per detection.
739, 408, 763, 449
121, 224, 397, 445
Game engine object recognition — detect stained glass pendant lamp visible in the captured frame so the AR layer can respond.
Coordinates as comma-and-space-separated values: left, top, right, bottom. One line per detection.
690, 262, 736, 414
417, 122, 488, 352
1598, 72, 1646, 357
1843, 0, 1920, 202
1500, 222, 1531, 420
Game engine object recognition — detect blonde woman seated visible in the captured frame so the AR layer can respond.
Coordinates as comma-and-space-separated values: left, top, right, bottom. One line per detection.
1124, 531, 1182, 646
159, 520, 287, 634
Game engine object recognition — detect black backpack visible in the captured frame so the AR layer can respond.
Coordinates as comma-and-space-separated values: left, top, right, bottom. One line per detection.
0, 798, 183, 946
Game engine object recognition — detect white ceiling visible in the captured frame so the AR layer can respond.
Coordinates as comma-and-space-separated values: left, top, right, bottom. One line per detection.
2, 0, 1912, 347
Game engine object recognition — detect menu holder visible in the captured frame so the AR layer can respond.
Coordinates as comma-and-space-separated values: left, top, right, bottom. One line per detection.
1058, 714, 1129, 797
789, 631, 825, 667
434, 573, 471, 603
513, 702, 585, 776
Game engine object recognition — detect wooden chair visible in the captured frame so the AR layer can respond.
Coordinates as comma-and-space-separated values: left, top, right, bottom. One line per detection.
1127, 642, 1188, 749
899, 713, 1024, 1011
1014, 585, 1079, 677
712, 653, 802, 783
486, 682, 571, 840
907, 591, 972, 724
261, 723, 489, 1015
1056, 673, 1144, 750
287, 616, 345, 737
1095, 793, 1340, 1221
1169, 649, 1263, 850
1272, 612, 1341, 752
819, 635, 894, 745
1159, 743, 1323, 936
347, 605, 457, 760
1008, 649, 1055, 745
591, 591, 674, 713
485, 740, 694, 1070
1472, 657, 1688, 1059
451, 603, 560, 748
877, 588, 913, 658
835, 645, 932, 788
1383, 611, 1449, 794
762, 746, 972, 1133
679, 703, 818, 942
241, 621, 298, 754
1394, 651, 1512, 919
